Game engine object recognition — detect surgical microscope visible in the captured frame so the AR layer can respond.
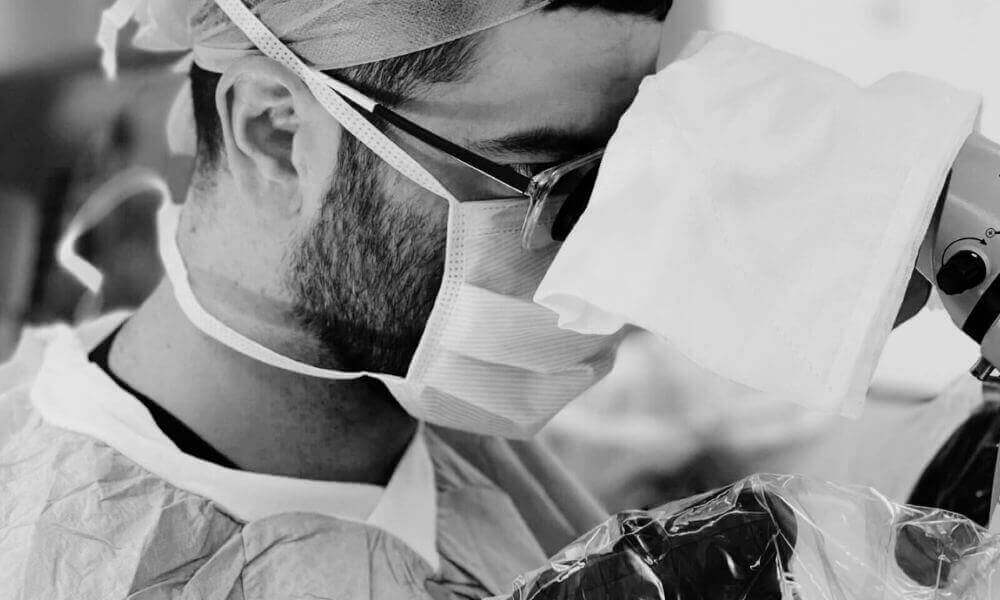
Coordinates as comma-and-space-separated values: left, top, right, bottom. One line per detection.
918, 133, 1000, 384
916, 132, 1000, 525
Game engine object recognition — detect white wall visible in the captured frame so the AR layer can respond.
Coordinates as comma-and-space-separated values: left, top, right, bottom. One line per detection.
0, 0, 104, 73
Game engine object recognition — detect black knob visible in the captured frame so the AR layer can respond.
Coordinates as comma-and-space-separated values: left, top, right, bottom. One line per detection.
936, 250, 988, 295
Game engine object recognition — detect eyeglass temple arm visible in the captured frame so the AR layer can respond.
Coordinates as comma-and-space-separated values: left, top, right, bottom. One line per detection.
369, 106, 532, 194
318, 73, 532, 195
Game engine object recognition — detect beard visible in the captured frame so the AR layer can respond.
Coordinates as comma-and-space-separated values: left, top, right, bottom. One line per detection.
287, 134, 448, 376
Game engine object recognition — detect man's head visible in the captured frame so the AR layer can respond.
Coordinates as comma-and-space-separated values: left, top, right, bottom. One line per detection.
181, 0, 671, 376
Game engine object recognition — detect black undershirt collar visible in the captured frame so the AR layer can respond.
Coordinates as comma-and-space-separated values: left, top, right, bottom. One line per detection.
88, 325, 240, 470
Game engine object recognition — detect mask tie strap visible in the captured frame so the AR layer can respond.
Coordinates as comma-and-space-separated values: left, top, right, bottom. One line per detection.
156, 195, 379, 382
57, 167, 167, 296
211, 0, 457, 204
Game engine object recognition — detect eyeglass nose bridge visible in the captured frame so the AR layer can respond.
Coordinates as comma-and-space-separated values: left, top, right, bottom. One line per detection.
520, 177, 560, 251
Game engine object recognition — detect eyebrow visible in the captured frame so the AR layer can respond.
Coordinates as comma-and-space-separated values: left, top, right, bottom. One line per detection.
472, 126, 606, 161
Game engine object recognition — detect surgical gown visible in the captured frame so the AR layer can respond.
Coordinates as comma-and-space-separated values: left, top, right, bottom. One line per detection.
0, 316, 607, 599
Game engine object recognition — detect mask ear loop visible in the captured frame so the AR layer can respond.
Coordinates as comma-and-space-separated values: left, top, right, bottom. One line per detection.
55, 163, 404, 383
156, 198, 388, 382
96, 0, 457, 203
56, 167, 169, 320
56, 171, 396, 383
207, 0, 459, 392
88, 0, 448, 388
211, 0, 457, 205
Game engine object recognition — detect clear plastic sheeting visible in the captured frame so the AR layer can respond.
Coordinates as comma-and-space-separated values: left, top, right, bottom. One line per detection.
495, 475, 1000, 600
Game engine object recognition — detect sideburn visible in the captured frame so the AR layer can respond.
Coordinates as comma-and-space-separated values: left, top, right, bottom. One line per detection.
287, 134, 447, 375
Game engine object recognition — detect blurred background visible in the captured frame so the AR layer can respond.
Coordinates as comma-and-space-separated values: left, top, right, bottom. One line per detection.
0, 0, 189, 359
0, 0, 995, 513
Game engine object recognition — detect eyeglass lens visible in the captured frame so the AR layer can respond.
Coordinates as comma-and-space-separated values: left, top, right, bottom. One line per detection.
523, 160, 601, 250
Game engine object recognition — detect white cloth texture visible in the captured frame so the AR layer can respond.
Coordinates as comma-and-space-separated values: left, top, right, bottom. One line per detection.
0, 316, 606, 598
535, 31, 982, 416
701, 0, 1000, 141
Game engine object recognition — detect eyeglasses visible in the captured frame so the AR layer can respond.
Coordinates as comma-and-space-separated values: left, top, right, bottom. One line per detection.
333, 84, 604, 250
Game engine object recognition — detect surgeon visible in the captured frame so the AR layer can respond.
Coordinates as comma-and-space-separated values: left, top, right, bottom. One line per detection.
0, 0, 673, 598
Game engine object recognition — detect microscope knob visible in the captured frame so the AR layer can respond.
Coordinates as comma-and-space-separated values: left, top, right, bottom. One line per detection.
936, 250, 988, 295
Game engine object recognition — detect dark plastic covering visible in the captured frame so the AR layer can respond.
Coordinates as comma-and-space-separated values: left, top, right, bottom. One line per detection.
499, 475, 1000, 600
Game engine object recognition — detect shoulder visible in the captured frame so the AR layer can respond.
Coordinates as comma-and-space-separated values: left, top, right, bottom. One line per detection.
0, 332, 241, 597
0, 313, 129, 392
0, 314, 128, 434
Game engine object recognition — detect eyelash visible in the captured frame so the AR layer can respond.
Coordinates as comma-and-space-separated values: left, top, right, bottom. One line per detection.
511, 162, 556, 177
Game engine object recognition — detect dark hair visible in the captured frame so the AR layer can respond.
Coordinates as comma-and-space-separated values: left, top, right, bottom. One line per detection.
188, 0, 672, 170
545, 0, 673, 19
189, 34, 479, 172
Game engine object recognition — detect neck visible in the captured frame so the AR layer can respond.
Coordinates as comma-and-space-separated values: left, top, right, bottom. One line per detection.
108, 279, 417, 485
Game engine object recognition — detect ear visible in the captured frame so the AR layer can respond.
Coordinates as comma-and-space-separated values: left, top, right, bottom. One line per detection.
216, 56, 341, 215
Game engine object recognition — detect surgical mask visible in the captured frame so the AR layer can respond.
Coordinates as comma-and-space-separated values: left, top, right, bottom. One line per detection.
155, 185, 618, 439
61, 171, 618, 438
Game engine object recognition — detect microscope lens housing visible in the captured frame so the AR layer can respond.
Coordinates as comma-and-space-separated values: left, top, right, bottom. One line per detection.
917, 133, 1000, 380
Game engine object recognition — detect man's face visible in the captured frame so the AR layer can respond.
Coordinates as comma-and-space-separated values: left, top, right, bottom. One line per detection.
289, 8, 664, 375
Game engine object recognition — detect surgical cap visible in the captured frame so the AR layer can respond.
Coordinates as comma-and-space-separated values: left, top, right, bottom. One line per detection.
97, 0, 553, 156
104, 0, 553, 74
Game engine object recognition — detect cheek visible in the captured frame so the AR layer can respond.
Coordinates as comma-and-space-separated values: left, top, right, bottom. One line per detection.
380, 161, 451, 227
296, 117, 344, 217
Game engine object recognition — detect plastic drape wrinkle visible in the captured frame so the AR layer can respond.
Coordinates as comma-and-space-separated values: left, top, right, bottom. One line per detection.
496, 474, 1000, 600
